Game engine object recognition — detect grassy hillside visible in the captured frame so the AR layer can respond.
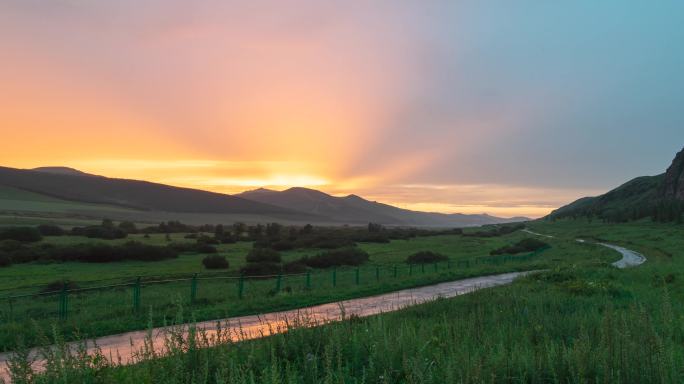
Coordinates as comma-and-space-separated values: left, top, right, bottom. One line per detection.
0, 185, 143, 215
550, 148, 684, 223
549, 174, 665, 221
0, 167, 307, 218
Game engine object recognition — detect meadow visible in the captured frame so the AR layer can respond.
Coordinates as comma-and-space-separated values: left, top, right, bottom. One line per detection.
0, 225, 586, 352
5, 218, 684, 383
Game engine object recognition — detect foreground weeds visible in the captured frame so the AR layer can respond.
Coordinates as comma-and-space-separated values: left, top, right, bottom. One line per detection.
6, 264, 684, 383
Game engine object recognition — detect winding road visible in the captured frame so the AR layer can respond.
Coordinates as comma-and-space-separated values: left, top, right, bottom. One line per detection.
524, 229, 646, 269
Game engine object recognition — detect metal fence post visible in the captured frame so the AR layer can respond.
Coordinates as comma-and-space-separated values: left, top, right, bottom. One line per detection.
305, 271, 311, 289
421, 263, 425, 274
355, 268, 360, 285
332, 268, 337, 288
393, 265, 398, 278
191, 273, 198, 304
276, 274, 282, 293
375, 266, 380, 282
238, 274, 245, 299
434, 262, 438, 272
409, 264, 413, 276
133, 277, 141, 313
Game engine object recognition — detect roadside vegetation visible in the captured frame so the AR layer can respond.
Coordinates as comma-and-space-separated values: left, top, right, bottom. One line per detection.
7, 218, 684, 383
0, 220, 574, 352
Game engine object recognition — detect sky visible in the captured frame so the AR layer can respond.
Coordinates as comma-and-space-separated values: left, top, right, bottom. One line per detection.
1, 1, 683, 218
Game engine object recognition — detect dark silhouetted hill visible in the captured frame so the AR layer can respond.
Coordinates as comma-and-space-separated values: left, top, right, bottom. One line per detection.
549, 146, 684, 222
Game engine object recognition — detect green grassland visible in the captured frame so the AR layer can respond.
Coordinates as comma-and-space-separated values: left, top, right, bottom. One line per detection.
10, 219, 684, 383
0, 226, 610, 352
0, 229, 580, 292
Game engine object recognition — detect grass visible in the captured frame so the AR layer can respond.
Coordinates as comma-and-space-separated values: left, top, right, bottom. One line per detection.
0, 230, 565, 292
0, 228, 598, 352
7, 218, 684, 383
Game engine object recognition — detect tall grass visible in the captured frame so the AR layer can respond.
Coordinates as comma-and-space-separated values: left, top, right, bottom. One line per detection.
7, 264, 684, 383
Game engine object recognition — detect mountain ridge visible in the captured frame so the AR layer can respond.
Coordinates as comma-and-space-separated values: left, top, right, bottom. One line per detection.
548, 146, 684, 222
237, 186, 528, 226
0, 166, 528, 227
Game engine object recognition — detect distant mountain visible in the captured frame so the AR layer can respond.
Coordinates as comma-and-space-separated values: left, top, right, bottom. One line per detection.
549, 146, 684, 222
0, 165, 528, 227
0, 166, 309, 218
237, 187, 527, 227
662, 147, 684, 200
32, 167, 94, 177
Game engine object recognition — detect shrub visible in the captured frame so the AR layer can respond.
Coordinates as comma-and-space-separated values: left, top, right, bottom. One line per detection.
464, 223, 525, 238
37, 224, 65, 236
490, 238, 549, 255
0, 251, 11, 267
301, 247, 370, 269
21, 242, 180, 263
0, 240, 24, 252
197, 235, 220, 245
118, 221, 138, 234
0, 227, 43, 242
41, 280, 79, 294
271, 240, 295, 251
311, 237, 355, 249
246, 248, 281, 263
71, 225, 127, 240
240, 262, 281, 276
169, 242, 217, 254
196, 244, 218, 254
202, 255, 229, 269
283, 260, 308, 274
406, 251, 448, 264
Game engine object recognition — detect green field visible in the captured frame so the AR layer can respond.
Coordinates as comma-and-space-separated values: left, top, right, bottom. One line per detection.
6, 219, 684, 383
0, 225, 610, 352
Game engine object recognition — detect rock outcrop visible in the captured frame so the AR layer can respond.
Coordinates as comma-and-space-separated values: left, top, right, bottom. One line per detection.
662, 147, 684, 200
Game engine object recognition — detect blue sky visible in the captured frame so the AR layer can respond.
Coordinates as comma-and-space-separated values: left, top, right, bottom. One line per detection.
1, 1, 683, 217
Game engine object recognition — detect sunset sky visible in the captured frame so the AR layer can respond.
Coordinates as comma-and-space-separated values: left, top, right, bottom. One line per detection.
1, 1, 683, 218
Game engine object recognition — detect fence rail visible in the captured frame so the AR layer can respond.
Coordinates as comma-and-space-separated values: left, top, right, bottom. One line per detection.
1, 247, 549, 323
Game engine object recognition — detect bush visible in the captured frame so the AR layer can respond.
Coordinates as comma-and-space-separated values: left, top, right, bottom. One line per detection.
490, 238, 549, 255
71, 225, 127, 240
41, 280, 79, 294
197, 235, 220, 245
196, 244, 218, 254
169, 242, 217, 254
240, 262, 281, 276
406, 251, 448, 264
37, 224, 65, 236
283, 260, 308, 274
18, 242, 180, 263
246, 248, 281, 263
464, 223, 525, 238
0, 251, 11, 267
311, 237, 355, 249
271, 240, 295, 251
0, 240, 24, 252
202, 255, 229, 269
0, 227, 43, 242
301, 247, 370, 269
118, 221, 138, 234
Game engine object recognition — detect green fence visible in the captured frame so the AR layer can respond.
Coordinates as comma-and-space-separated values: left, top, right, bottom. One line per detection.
0, 247, 549, 325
